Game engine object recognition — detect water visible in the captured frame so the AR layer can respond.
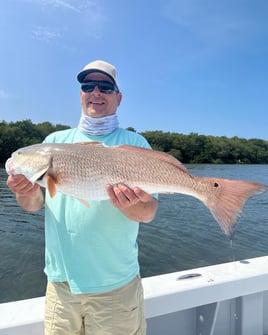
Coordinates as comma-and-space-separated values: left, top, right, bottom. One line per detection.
1, 165, 268, 303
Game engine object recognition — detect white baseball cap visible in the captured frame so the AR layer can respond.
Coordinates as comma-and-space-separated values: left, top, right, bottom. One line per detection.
77, 60, 119, 90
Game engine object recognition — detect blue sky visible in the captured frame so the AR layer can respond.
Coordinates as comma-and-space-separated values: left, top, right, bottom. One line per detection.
1, 0, 268, 140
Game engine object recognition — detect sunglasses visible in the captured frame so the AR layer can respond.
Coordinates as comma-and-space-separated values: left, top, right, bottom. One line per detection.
81, 81, 118, 94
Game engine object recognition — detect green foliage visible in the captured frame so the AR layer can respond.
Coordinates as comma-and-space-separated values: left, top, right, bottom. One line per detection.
140, 130, 268, 164
0, 120, 70, 164
126, 126, 136, 133
0, 120, 267, 164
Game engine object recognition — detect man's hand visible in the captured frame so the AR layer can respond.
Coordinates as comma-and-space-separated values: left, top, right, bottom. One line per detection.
6, 174, 45, 212
106, 184, 147, 208
106, 184, 158, 223
7, 174, 40, 197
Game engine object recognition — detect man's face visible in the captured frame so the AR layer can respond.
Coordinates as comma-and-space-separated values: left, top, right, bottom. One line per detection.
80, 72, 122, 118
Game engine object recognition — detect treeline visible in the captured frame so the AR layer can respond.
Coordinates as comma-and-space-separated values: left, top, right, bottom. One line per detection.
0, 120, 268, 165
0, 120, 70, 164
140, 130, 268, 164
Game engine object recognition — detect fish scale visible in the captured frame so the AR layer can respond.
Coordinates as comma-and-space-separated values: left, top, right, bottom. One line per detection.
5, 142, 267, 237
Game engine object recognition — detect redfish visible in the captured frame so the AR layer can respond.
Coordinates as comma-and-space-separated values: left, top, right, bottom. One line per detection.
5, 142, 267, 237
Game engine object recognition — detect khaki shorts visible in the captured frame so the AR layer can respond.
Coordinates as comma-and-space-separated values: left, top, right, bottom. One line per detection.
45, 275, 146, 335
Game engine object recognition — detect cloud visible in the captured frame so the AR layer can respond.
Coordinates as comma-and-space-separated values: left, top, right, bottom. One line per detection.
20, 0, 105, 41
20, 0, 81, 13
43, 0, 80, 12
31, 26, 62, 42
20, 0, 103, 17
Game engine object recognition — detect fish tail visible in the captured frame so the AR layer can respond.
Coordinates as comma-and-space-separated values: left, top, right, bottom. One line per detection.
202, 177, 267, 238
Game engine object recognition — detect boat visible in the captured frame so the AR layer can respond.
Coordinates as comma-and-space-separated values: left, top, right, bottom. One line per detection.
1, 255, 268, 335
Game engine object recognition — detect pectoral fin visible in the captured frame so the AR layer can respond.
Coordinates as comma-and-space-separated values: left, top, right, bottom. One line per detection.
47, 175, 57, 198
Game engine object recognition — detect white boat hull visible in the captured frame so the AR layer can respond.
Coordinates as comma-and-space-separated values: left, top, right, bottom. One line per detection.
1, 256, 268, 335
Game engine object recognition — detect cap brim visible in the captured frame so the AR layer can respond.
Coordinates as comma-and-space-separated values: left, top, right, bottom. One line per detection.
77, 69, 116, 85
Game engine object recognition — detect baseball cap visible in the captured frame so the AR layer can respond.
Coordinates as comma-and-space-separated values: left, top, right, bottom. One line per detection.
77, 60, 119, 90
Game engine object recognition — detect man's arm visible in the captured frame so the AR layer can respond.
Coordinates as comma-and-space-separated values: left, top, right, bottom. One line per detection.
106, 184, 158, 223
6, 175, 45, 212
7, 176, 158, 219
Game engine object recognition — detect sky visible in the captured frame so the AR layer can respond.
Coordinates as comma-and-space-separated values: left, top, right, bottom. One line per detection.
1, 0, 268, 140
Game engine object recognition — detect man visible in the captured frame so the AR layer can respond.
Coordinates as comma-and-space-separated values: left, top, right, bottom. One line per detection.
6, 60, 158, 335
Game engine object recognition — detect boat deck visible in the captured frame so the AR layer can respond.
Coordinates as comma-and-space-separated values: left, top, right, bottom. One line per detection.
1, 256, 268, 335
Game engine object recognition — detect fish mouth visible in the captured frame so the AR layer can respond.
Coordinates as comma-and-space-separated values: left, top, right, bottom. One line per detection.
5, 158, 14, 176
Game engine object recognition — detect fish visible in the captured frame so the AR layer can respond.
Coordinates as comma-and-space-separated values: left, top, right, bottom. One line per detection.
5, 142, 267, 237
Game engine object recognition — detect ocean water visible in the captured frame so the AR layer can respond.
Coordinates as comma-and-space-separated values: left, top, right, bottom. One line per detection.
1, 165, 268, 303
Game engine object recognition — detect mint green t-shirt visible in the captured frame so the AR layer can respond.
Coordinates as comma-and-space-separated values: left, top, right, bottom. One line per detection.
43, 127, 152, 294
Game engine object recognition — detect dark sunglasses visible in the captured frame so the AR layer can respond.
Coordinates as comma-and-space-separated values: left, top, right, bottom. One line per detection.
81, 81, 118, 94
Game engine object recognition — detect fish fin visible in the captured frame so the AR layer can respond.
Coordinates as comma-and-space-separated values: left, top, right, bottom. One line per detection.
112, 145, 189, 174
77, 199, 91, 208
47, 175, 57, 198
201, 177, 267, 238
